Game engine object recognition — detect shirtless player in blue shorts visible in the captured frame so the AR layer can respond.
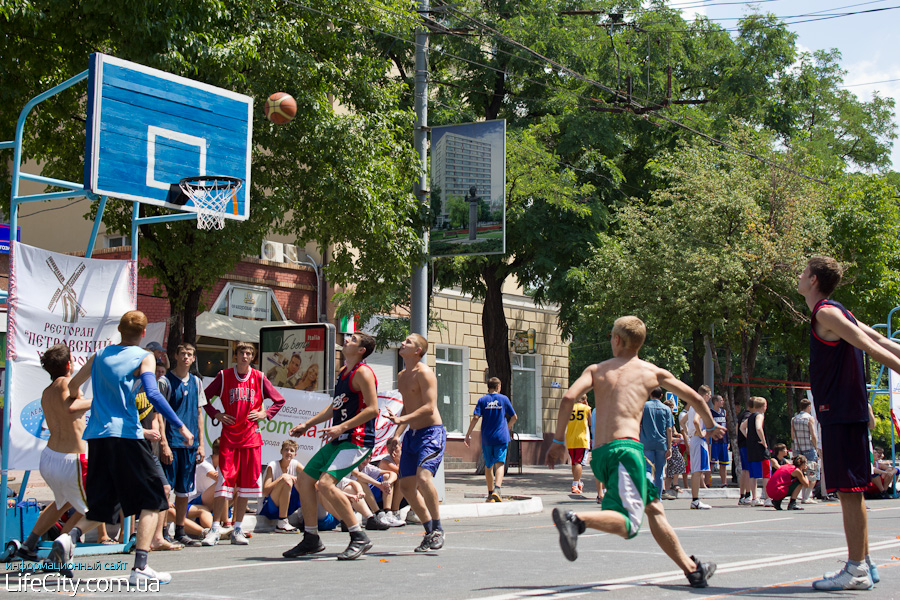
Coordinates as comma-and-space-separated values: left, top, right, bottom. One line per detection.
387, 334, 446, 552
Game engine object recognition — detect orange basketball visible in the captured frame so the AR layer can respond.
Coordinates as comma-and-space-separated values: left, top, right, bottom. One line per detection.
264, 92, 297, 124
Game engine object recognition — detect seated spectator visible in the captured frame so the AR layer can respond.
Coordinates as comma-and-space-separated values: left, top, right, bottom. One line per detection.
871, 446, 898, 497
347, 456, 396, 530
378, 440, 407, 526
260, 440, 304, 533
766, 455, 810, 511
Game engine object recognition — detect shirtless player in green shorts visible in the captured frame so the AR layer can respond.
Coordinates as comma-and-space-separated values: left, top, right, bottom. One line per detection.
547, 316, 726, 588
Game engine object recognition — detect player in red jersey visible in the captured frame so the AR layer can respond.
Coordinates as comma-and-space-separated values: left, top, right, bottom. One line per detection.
201, 342, 285, 546
283, 332, 380, 561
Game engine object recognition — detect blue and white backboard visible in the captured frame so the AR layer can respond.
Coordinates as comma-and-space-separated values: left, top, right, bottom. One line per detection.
84, 53, 252, 220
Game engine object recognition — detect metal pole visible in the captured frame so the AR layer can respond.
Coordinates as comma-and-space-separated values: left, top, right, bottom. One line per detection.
409, 0, 429, 341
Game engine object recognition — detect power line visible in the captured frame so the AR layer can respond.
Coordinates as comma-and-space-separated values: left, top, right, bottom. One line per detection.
442, 3, 831, 185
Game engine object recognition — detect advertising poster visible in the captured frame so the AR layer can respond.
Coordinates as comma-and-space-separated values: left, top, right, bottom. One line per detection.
430, 119, 506, 257
6, 243, 135, 469
259, 323, 336, 395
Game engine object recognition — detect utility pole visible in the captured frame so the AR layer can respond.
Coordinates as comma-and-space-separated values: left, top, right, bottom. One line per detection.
410, 0, 430, 340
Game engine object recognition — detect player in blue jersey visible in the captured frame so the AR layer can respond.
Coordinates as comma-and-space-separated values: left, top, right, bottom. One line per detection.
50, 311, 192, 585
158, 343, 207, 547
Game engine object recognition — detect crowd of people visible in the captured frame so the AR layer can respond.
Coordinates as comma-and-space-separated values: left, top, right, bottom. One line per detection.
11, 254, 899, 593
546, 255, 898, 592
17, 315, 449, 584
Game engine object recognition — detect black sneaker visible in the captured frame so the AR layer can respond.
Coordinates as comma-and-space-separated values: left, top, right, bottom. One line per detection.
772, 499, 783, 511
282, 533, 325, 558
337, 532, 373, 560
429, 529, 445, 550
787, 500, 804, 511
552, 508, 584, 562
365, 515, 390, 531
415, 531, 435, 553
686, 555, 716, 588
16, 543, 38, 562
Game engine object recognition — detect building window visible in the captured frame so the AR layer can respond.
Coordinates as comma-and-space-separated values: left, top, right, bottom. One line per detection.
434, 345, 467, 434
104, 234, 131, 248
511, 354, 542, 438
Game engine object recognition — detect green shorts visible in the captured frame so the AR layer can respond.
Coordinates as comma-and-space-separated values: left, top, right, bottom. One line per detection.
590, 438, 659, 539
304, 441, 371, 482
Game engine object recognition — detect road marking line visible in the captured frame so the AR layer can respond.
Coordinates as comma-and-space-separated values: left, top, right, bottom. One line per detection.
466, 539, 900, 600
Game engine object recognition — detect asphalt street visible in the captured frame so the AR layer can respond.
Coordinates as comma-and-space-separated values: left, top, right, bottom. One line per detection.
3, 467, 899, 599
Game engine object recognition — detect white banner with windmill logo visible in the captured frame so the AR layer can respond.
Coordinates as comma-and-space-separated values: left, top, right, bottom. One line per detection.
6, 243, 136, 469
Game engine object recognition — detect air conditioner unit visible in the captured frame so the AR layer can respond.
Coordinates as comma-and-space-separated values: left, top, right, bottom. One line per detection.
283, 243, 299, 263
260, 240, 284, 262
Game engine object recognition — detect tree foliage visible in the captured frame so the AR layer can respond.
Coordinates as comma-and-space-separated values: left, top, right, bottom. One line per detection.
1, 0, 425, 358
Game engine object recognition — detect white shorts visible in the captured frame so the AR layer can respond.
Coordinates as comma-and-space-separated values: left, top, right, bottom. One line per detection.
689, 437, 711, 473
40, 447, 88, 514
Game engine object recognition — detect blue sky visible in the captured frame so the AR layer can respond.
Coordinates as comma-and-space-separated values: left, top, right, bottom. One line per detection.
676, 0, 900, 170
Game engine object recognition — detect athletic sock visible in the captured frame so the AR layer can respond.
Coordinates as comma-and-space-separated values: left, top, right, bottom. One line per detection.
174, 525, 185, 538
210, 523, 221, 533
423, 520, 434, 534
233, 521, 242, 531
23, 532, 40, 551
692, 498, 699, 502
348, 523, 362, 533
304, 526, 319, 536
134, 550, 149, 571
433, 519, 442, 531
70, 527, 83, 545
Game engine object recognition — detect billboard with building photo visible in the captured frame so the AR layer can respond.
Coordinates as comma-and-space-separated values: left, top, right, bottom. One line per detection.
430, 119, 506, 257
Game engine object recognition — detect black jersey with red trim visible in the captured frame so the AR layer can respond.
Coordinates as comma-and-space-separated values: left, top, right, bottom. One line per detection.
331, 362, 378, 448
809, 299, 868, 425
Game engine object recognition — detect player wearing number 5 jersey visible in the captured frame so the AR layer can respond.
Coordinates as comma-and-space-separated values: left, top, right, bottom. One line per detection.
566, 396, 592, 494
283, 332, 380, 561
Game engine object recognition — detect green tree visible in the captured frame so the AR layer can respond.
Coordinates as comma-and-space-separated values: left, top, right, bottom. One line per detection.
1, 0, 424, 358
447, 196, 469, 230
572, 127, 830, 446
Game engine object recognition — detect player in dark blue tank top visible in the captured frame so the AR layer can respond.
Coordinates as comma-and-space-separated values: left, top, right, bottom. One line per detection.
800, 256, 900, 591
809, 299, 868, 425
284, 333, 380, 561
331, 361, 377, 448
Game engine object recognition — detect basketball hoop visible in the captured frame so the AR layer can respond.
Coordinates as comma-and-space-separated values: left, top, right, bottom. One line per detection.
178, 176, 244, 230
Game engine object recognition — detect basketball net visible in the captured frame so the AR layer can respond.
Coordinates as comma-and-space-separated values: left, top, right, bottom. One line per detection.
179, 177, 243, 230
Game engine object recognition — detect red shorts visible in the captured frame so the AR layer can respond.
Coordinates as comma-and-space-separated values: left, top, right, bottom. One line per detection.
568, 448, 587, 465
762, 460, 772, 479
215, 445, 262, 499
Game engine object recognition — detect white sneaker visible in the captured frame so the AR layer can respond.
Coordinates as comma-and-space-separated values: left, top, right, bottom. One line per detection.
49, 533, 75, 565
763, 498, 773, 507
201, 528, 220, 546
231, 529, 249, 545
813, 563, 873, 590
129, 565, 172, 585
384, 512, 406, 527
751, 498, 765, 507
690, 499, 711, 510
801, 497, 819, 504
